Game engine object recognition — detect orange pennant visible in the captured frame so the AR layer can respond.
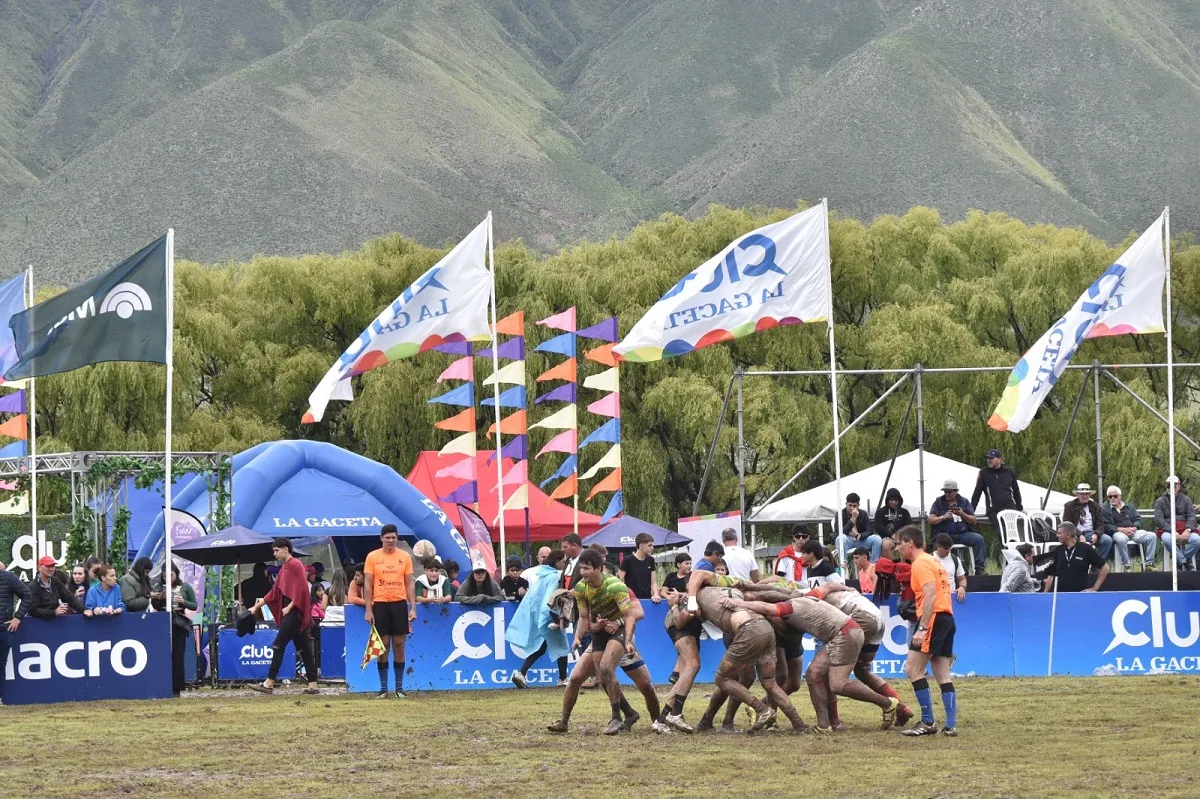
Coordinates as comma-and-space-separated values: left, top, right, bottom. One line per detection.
585, 343, 618, 367
487, 409, 527, 438
0, 414, 27, 441
587, 468, 622, 500
434, 408, 476, 433
491, 312, 525, 337
547, 474, 578, 505
536, 358, 577, 383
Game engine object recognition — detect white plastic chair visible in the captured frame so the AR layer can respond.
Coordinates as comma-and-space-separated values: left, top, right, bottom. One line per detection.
997, 509, 1032, 547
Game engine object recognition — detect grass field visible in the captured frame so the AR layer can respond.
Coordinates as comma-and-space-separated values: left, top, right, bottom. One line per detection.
2, 676, 1197, 798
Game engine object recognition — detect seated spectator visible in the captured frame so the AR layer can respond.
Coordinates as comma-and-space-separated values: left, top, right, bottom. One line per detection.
29, 555, 85, 618
835, 492, 882, 562
346, 562, 367, 606
415, 559, 454, 604
500, 557, 529, 601
660, 553, 691, 599
444, 559, 462, 589
1000, 544, 1039, 593
773, 526, 810, 581
873, 487, 912, 546
1155, 476, 1199, 570
1062, 483, 1113, 561
84, 564, 126, 615
932, 533, 967, 603
69, 565, 89, 604
1043, 522, 1109, 592
1103, 485, 1157, 570
928, 480, 987, 575
120, 557, 160, 612
457, 566, 503, 604
851, 547, 875, 594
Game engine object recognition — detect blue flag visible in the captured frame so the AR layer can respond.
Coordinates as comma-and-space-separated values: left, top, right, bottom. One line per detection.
481, 385, 527, 409
0, 273, 25, 383
581, 418, 620, 448
538, 454, 578, 488
535, 332, 576, 357
428, 383, 474, 407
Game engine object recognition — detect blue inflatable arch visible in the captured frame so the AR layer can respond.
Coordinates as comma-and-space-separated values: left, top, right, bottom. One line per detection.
136, 440, 469, 563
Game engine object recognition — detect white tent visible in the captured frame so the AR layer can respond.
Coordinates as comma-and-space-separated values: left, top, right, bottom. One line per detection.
750, 449, 1072, 522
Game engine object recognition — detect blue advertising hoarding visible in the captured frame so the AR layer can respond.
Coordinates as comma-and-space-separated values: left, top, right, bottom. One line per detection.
217, 627, 295, 681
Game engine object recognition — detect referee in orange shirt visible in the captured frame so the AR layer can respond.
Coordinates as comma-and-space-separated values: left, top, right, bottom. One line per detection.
897, 526, 958, 736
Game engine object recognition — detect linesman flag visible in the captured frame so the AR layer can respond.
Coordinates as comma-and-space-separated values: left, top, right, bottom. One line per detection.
4, 236, 167, 380
361, 624, 387, 669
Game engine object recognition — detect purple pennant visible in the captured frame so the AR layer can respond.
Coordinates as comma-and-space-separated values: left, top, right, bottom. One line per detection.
439, 481, 478, 505
487, 434, 528, 464
478, 336, 524, 361
576, 317, 618, 343
433, 340, 473, 356
0, 390, 25, 414
535, 383, 577, 405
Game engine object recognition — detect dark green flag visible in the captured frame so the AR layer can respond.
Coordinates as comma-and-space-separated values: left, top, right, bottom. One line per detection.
4, 235, 168, 380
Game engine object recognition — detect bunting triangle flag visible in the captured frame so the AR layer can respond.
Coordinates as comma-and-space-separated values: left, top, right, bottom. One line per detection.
433, 340, 473, 356
538, 308, 576, 332
535, 383, 577, 405
539, 454, 578, 488
494, 484, 529, 519
0, 414, 27, 440
483, 360, 525, 387
587, 468, 622, 500
586, 392, 620, 418
580, 444, 621, 480
478, 336, 525, 361
481, 385, 527, 409
529, 404, 577, 431
434, 408, 475, 432
583, 367, 619, 392
438, 431, 477, 457
0, 390, 25, 414
577, 316, 618, 343
491, 312, 525, 336
599, 490, 624, 524
487, 410, 527, 437
535, 332, 576, 358
492, 459, 528, 490
439, 481, 478, 505
0, 440, 27, 459
547, 474, 578, 505
580, 418, 620, 448
536, 429, 577, 457
437, 356, 473, 382
428, 383, 474, 407
435, 457, 477, 481
486, 434, 528, 464
585, 343, 618, 367
537, 358, 577, 384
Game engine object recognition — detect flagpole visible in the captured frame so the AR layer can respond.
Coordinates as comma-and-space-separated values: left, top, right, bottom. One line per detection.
165, 229, 175, 614
822, 198, 845, 563
26, 267, 36, 552
1164, 208, 1177, 591
486, 212, 507, 561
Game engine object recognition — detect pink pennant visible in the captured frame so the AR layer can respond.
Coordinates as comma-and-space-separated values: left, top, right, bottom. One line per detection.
438, 356, 473, 383
537, 307, 576, 332
434, 457, 476, 481
494, 459, 528, 490
587, 392, 620, 419
536, 429, 577, 457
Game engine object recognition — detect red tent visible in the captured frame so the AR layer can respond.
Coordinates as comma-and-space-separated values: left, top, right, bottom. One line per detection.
405, 451, 605, 542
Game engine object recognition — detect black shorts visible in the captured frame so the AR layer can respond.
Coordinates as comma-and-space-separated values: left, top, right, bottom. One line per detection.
777, 634, 803, 662
372, 600, 410, 637
591, 628, 627, 653
668, 618, 704, 644
910, 611, 955, 658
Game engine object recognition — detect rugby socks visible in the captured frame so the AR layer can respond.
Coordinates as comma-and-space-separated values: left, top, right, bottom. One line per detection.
393, 659, 406, 692
377, 658, 389, 690
556, 656, 568, 681
912, 678, 934, 725
940, 682, 957, 728
619, 696, 637, 718
878, 681, 913, 715
611, 702, 622, 721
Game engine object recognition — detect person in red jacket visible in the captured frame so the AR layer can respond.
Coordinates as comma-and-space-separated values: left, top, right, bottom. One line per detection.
248, 538, 319, 695
773, 526, 811, 581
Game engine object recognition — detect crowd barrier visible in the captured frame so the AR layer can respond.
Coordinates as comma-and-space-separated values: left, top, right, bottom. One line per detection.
216, 622, 345, 681
343, 591, 1200, 690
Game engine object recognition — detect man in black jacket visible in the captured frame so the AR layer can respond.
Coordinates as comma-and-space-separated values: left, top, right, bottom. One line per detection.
971, 449, 1023, 535
0, 559, 32, 704
28, 555, 85, 619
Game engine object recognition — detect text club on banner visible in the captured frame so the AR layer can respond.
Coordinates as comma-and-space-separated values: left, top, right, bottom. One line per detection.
217, 627, 295, 681
3, 613, 172, 704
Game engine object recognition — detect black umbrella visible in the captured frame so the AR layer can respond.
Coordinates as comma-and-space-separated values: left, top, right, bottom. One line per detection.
171, 525, 307, 603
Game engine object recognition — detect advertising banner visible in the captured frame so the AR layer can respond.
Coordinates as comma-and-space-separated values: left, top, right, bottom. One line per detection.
320, 623, 345, 681
677, 511, 742, 564
217, 627, 295, 681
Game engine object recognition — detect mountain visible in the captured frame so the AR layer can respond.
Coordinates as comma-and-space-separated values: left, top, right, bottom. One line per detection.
0, 0, 1196, 283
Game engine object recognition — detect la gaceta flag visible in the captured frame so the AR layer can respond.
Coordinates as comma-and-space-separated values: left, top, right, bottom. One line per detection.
304, 218, 491, 422
614, 203, 830, 362
990, 212, 1166, 433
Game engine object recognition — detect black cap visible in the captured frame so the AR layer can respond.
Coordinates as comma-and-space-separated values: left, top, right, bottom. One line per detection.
986, 448, 1002, 459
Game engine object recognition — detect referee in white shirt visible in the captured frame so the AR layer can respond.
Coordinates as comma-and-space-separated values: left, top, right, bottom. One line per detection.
719, 528, 761, 582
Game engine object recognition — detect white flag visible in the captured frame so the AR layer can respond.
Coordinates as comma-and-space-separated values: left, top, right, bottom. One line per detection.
990, 213, 1166, 433
614, 204, 829, 362
303, 219, 491, 422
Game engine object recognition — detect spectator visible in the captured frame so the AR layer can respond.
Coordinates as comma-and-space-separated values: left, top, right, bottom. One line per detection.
874, 487, 912, 544
718, 528, 760, 582
1062, 484, 1112, 560
932, 533, 967, 603
559, 533, 585, 590
120, 557, 160, 613
1155, 476, 1200, 570
311, 562, 332, 590
0, 560, 31, 704
160, 563, 197, 696
29, 555, 85, 619
714, 562, 729, 576
84, 564, 126, 615
694, 541, 724, 573
83, 555, 103, 587
928, 480, 986, 575
444, 559, 462, 589
508, 549, 569, 688
324, 568, 348, 623
1043, 522, 1109, 592
457, 565, 503, 605
971, 448, 1023, 534
852, 548, 875, 594
501, 557, 529, 601
1103, 485, 1157, 570
347, 562, 366, 606
69, 564, 89, 604
773, 526, 810, 582
660, 553, 692, 599
835, 492, 881, 563
238, 563, 273, 610
521, 547, 552, 583
307, 583, 327, 682
1000, 544, 1039, 593
797, 539, 843, 590
871, 556, 900, 603
415, 559, 454, 604
619, 533, 662, 601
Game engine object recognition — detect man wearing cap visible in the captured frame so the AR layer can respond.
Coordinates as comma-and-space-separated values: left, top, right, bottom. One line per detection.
972, 449, 1023, 537
1154, 476, 1199, 570
928, 480, 986, 575
28, 555, 85, 619
1062, 484, 1112, 561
